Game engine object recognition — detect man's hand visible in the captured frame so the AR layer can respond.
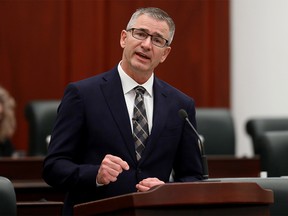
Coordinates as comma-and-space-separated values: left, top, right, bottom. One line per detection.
96, 154, 129, 185
136, 177, 165, 192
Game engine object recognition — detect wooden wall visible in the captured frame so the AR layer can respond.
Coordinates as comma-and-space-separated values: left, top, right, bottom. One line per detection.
0, 0, 230, 152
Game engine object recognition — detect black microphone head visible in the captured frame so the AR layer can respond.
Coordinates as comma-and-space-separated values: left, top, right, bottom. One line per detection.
178, 109, 188, 120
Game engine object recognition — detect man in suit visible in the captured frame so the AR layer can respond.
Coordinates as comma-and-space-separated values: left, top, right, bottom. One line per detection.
43, 7, 203, 215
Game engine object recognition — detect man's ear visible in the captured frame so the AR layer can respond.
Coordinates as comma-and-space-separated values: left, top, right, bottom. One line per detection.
120, 30, 127, 48
160, 46, 171, 63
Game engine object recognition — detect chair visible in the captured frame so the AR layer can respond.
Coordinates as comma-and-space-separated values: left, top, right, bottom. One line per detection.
0, 176, 17, 216
257, 131, 288, 177
25, 100, 60, 156
246, 117, 288, 155
196, 108, 235, 155
207, 177, 288, 216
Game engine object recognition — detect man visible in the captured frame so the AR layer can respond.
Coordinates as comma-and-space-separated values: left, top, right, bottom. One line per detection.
43, 7, 203, 215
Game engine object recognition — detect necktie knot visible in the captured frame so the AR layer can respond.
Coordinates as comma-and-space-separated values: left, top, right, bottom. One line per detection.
134, 86, 146, 95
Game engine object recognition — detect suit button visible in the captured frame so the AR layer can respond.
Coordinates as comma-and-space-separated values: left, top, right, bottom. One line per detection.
137, 169, 141, 174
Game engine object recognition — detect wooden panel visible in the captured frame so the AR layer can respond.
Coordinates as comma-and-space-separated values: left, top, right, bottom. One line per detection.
0, 0, 230, 152
0, 0, 68, 151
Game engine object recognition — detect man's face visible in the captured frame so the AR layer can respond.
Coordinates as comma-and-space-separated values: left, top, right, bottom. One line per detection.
120, 14, 171, 79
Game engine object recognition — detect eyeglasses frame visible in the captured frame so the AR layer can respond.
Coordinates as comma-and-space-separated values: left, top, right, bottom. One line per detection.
126, 28, 169, 48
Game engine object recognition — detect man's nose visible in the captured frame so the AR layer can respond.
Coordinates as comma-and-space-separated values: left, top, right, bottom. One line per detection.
141, 36, 153, 48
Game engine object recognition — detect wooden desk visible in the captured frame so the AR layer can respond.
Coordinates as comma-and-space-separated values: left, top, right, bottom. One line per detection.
13, 180, 65, 216
0, 156, 260, 215
17, 201, 63, 216
74, 182, 273, 216
13, 180, 65, 202
0, 155, 261, 201
0, 155, 261, 181
0, 156, 43, 180
207, 155, 260, 178
0, 157, 65, 215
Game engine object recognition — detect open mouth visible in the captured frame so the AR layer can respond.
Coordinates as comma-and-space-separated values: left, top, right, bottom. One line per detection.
135, 52, 150, 60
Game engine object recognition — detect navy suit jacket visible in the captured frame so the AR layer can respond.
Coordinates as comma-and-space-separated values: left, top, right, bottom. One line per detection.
42, 66, 203, 215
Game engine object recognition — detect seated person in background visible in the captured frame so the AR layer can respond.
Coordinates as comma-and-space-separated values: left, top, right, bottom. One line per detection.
0, 85, 16, 156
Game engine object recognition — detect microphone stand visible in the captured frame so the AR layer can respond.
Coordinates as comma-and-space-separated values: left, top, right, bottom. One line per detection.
179, 109, 209, 179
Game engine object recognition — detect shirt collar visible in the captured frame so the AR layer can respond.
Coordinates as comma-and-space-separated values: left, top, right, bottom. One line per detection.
118, 62, 153, 97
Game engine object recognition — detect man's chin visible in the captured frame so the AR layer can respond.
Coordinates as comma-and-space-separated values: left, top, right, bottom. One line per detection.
132, 61, 150, 72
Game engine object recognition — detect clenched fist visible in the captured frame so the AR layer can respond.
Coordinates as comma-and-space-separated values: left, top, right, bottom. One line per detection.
96, 154, 129, 185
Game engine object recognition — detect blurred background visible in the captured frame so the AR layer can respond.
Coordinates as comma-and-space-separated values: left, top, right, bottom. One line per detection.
0, 0, 287, 157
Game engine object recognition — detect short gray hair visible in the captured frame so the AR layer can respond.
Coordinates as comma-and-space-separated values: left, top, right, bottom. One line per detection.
126, 7, 175, 46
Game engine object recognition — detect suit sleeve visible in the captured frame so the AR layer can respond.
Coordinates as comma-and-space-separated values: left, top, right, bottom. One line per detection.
42, 83, 99, 191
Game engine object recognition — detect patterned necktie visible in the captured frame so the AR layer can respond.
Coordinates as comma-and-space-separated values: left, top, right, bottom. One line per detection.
132, 86, 149, 161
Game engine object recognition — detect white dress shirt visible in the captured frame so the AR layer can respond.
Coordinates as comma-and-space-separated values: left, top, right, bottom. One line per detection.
118, 63, 154, 134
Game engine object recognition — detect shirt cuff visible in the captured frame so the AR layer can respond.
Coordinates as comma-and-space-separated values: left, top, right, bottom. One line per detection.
96, 178, 104, 187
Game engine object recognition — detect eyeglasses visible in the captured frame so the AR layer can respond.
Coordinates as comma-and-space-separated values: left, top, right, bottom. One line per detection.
127, 28, 169, 48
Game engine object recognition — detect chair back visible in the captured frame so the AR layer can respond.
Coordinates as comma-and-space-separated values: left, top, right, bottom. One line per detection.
25, 100, 60, 156
196, 108, 235, 155
0, 176, 17, 216
246, 118, 288, 155
258, 131, 288, 177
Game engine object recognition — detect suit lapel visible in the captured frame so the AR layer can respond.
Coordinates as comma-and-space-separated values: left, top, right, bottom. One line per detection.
100, 70, 169, 164
100, 69, 137, 163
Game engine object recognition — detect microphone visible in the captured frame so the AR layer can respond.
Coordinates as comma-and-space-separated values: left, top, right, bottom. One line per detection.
178, 109, 209, 179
